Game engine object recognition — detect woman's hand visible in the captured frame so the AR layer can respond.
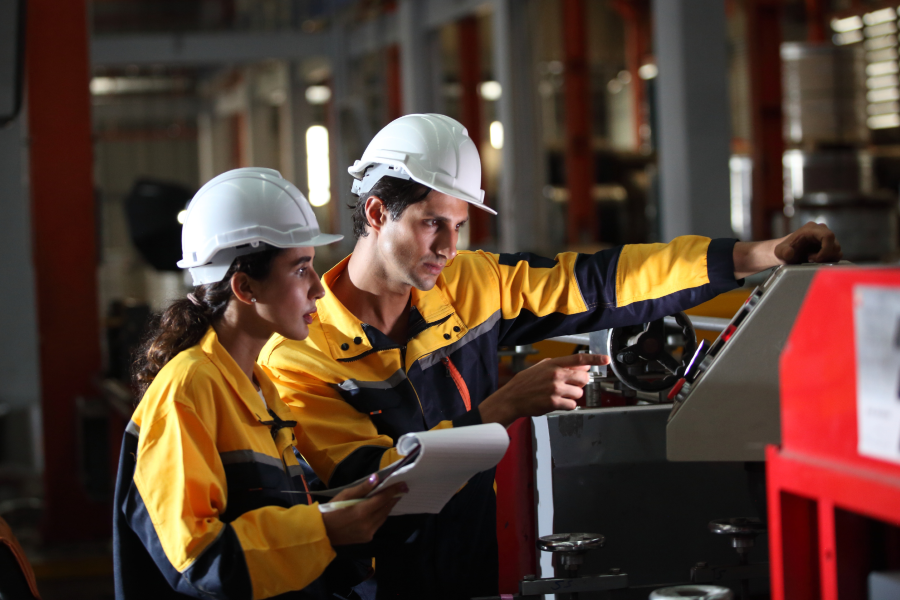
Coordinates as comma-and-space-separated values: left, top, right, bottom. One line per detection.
321, 475, 408, 546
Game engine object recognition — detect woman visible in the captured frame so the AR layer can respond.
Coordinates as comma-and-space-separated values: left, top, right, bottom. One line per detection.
113, 167, 403, 600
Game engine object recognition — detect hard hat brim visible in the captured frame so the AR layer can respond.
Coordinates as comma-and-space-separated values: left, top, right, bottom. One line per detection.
183, 232, 344, 285
305, 232, 344, 247
179, 229, 344, 269
432, 184, 498, 215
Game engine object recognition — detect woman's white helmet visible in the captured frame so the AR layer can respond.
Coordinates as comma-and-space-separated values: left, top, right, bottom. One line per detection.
348, 113, 497, 215
177, 167, 342, 285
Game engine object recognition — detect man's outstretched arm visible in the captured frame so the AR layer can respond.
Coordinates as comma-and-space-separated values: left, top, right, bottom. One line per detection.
733, 221, 842, 279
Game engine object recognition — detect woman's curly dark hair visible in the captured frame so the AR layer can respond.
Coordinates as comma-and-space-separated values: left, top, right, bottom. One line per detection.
132, 244, 283, 398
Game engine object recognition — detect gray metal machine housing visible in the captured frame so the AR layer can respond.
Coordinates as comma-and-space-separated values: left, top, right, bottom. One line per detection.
537, 406, 769, 598
666, 264, 838, 462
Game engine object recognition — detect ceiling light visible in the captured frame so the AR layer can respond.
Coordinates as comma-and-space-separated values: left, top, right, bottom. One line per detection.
489, 121, 503, 149
863, 8, 896, 26
638, 64, 658, 80
306, 125, 331, 206
831, 15, 863, 32
305, 85, 331, 105
479, 81, 502, 101
834, 30, 864, 45
867, 112, 900, 128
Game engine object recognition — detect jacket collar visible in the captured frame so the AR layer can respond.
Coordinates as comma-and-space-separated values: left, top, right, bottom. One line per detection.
199, 327, 292, 422
316, 254, 458, 362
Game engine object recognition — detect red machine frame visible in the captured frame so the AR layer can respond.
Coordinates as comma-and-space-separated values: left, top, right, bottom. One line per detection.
768, 268, 900, 600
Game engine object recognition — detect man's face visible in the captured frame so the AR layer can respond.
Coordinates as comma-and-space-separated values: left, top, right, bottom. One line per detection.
377, 191, 470, 291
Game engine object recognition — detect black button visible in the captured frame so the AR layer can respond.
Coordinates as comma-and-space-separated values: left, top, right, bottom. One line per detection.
340, 343, 349, 350
443, 333, 451, 340
354, 336, 362, 345
453, 326, 460, 332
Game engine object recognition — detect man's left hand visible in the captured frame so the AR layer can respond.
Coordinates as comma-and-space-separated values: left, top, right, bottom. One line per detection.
774, 221, 842, 265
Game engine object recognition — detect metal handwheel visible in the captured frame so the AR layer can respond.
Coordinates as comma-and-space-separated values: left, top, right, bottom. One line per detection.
607, 311, 697, 392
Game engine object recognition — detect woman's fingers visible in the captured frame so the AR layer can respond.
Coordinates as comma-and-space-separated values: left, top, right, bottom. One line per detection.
362, 487, 405, 520
330, 473, 379, 502
360, 482, 408, 513
346, 483, 408, 536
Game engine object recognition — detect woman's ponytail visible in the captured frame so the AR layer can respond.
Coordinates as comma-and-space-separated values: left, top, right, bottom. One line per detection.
132, 244, 282, 398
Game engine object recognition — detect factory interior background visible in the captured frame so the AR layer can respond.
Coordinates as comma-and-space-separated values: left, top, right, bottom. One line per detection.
2, 0, 900, 599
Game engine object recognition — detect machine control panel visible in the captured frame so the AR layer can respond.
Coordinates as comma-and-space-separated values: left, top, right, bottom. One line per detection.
666, 264, 844, 462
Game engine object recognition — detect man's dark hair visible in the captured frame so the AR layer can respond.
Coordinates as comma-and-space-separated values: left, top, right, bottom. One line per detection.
350, 174, 432, 239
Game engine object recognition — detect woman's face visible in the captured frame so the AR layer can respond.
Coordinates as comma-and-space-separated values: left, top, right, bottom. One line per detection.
252, 247, 325, 341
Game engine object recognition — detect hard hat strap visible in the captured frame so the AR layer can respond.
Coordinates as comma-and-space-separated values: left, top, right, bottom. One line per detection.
350, 163, 412, 197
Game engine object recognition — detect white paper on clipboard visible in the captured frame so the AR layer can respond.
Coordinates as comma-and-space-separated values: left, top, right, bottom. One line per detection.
854, 285, 900, 465
369, 422, 510, 515
308, 423, 510, 515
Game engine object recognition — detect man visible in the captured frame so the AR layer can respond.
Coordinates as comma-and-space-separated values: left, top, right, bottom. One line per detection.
259, 114, 841, 598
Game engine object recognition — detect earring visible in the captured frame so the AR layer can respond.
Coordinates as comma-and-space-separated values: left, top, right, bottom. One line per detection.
251, 298, 257, 303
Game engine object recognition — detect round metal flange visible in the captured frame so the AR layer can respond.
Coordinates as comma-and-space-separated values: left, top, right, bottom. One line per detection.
649, 585, 734, 599
538, 532, 605, 553
607, 311, 697, 393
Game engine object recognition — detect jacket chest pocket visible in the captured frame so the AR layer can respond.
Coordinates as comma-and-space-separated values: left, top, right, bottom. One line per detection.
340, 386, 423, 442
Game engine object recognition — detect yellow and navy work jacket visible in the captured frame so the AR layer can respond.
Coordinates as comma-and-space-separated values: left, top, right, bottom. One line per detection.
259, 236, 740, 598
113, 328, 340, 600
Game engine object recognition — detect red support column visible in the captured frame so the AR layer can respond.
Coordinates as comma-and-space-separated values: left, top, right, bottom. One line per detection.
27, 0, 107, 541
230, 112, 246, 169
494, 418, 537, 594
384, 0, 402, 123
805, 0, 826, 43
386, 45, 403, 122
746, 0, 785, 240
325, 77, 341, 236
457, 15, 490, 244
561, 0, 596, 245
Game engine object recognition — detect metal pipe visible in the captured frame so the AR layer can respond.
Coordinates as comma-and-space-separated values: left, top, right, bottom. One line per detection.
548, 316, 730, 347
671, 315, 731, 332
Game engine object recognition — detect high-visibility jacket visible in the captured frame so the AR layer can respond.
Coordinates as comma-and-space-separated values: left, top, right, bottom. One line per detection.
258, 237, 740, 599
113, 327, 343, 600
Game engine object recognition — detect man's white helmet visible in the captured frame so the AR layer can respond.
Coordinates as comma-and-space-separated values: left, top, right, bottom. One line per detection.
177, 167, 342, 285
348, 113, 497, 215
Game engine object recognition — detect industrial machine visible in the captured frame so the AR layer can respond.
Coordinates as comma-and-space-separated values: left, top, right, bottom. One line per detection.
517, 265, 846, 599
530, 403, 769, 599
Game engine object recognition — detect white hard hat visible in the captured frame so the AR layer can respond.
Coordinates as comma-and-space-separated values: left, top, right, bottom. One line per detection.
177, 167, 342, 285
348, 113, 497, 215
